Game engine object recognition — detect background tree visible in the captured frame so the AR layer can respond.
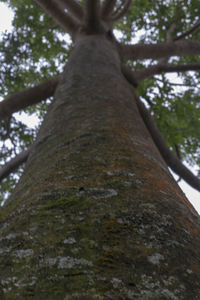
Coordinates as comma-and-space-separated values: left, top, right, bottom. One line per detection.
0, 0, 200, 299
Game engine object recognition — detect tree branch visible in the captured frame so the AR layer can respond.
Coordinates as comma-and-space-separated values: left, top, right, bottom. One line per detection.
174, 20, 200, 41
132, 63, 200, 82
83, 0, 102, 33
174, 143, 182, 160
109, 0, 131, 22
34, 0, 79, 34
123, 70, 200, 191
121, 65, 139, 87
57, 0, 83, 20
120, 40, 200, 61
166, 23, 177, 42
0, 148, 30, 182
134, 93, 200, 192
0, 76, 60, 121
101, 0, 117, 20
158, 22, 177, 64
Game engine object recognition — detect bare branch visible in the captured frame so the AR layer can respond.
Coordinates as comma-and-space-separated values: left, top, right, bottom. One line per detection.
101, 0, 117, 20
170, 82, 197, 87
166, 23, 177, 42
132, 63, 200, 82
58, 0, 83, 20
174, 20, 200, 41
110, 0, 125, 18
0, 76, 60, 121
174, 144, 182, 160
133, 92, 200, 192
120, 40, 200, 61
109, 0, 131, 22
83, 0, 102, 33
0, 148, 30, 182
34, 0, 79, 34
158, 22, 177, 64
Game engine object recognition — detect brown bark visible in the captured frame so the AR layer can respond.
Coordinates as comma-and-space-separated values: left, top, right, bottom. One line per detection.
0, 76, 59, 121
58, 0, 83, 20
0, 148, 30, 181
83, 0, 102, 34
1, 35, 200, 299
34, 0, 79, 34
121, 64, 139, 86
101, 0, 117, 19
120, 40, 200, 61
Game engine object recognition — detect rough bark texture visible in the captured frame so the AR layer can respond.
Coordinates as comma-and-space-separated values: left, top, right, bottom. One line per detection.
1, 35, 200, 300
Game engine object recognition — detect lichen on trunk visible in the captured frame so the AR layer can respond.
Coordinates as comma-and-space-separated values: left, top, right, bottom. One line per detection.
1, 35, 200, 300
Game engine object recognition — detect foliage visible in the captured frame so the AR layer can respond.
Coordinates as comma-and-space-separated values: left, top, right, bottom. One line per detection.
0, 0, 200, 202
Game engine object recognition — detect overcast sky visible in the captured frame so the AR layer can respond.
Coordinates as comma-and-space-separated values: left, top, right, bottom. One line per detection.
0, 3, 199, 212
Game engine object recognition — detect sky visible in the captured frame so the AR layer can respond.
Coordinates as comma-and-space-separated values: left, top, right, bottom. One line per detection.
0, 3, 199, 212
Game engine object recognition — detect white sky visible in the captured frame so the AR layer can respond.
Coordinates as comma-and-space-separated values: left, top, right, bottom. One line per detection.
0, 3, 199, 212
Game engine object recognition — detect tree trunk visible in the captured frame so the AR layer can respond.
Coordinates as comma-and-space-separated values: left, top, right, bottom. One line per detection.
1, 35, 200, 300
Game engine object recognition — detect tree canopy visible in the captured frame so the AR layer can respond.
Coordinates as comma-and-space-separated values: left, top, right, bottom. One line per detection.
0, 0, 200, 203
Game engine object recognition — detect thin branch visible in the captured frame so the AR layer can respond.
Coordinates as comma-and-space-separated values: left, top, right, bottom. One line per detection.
174, 144, 182, 160
132, 63, 200, 82
110, 0, 124, 17
166, 23, 177, 42
170, 82, 197, 87
109, 0, 131, 22
120, 40, 200, 61
158, 22, 177, 64
0, 76, 60, 121
0, 148, 31, 182
134, 92, 200, 192
101, 0, 117, 20
174, 20, 200, 41
83, 0, 102, 33
143, 95, 153, 107
34, 0, 79, 34
58, 0, 84, 20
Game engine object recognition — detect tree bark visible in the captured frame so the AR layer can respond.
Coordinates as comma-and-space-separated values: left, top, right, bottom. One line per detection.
0, 76, 59, 121
0, 35, 200, 299
120, 40, 200, 61
0, 148, 30, 181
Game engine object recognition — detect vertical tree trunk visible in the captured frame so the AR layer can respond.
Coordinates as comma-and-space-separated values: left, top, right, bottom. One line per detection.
1, 36, 200, 299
